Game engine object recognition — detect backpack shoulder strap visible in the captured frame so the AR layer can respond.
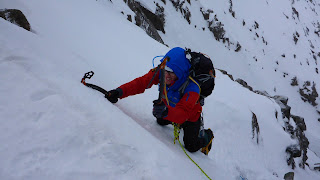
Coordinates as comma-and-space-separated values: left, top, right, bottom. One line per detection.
178, 79, 189, 98
178, 76, 201, 98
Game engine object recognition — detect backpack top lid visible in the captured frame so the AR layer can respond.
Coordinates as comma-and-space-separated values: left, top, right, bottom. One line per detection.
185, 48, 215, 78
161, 47, 191, 91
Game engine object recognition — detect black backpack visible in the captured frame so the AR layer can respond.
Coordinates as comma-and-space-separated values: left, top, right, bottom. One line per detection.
179, 48, 216, 106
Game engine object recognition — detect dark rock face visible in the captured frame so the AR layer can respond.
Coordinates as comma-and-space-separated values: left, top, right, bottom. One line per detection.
295, 127, 309, 169
291, 76, 298, 86
284, 172, 294, 180
286, 145, 301, 158
154, 3, 166, 33
235, 42, 242, 52
169, 0, 191, 24
293, 31, 299, 44
286, 144, 301, 169
200, 8, 212, 21
199, 7, 241, 51
284, 123, 295, 137
315, 22, 320, 37
254, 90, 270, 97
124, 0, 165, 44
200, 8, 225, 41
208, 20, 226, 41
0, 9, 31, 31
235, 78, 253, 91
218, 69, 234, 81
251, 112, 260, 144
273, 96, 291, 119
270, 95, 310, 169
299, 81, 318, 106
315, 163, 320, 171
292, 7, 299, 20
291, 115, 306, 131
138, 3, 165, 34
228, 0, 235, 18
284, 115, 309, 169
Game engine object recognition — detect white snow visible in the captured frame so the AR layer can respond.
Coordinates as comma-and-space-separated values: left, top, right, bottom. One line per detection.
0, 0, 319, 180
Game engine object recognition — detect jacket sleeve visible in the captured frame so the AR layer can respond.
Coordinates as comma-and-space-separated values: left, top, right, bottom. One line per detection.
118, 69, 159, 99
164, 91, 201, 124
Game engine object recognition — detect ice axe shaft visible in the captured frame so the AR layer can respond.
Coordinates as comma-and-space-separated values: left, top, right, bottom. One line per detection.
154, 57, 169, 104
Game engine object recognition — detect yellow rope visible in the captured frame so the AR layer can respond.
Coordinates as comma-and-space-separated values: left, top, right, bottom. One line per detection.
189, 76, 201, 99
173, 123, 212, 180
189, 76, 201, 91
164, 83, 169, 105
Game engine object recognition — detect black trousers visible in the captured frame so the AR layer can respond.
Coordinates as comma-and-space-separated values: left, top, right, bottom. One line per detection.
157, 118, 205, 152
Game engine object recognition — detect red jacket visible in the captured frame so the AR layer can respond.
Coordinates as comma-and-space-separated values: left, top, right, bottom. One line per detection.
119, 69, 202, 124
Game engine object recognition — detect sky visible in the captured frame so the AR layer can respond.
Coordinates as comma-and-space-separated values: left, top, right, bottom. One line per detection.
0, 0, 320, 179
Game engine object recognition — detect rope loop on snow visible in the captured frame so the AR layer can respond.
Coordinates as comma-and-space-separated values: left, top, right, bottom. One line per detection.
172, 123, 212, 180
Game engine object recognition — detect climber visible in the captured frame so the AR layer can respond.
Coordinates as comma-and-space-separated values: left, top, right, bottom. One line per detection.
105, 47, 214, 155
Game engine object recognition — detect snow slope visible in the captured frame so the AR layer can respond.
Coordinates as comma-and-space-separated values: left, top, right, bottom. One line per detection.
0, 0, 320, 179
120, 0, 320, 166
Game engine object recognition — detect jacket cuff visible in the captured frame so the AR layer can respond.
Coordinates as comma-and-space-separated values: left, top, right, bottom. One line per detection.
116, 88, 123, 98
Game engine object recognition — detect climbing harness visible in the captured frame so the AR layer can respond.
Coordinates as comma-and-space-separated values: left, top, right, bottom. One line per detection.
172, 123, 212, 180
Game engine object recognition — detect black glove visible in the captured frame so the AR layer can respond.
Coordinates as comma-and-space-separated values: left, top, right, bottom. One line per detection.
152, 100, 168, 118
105, 88, 123, 103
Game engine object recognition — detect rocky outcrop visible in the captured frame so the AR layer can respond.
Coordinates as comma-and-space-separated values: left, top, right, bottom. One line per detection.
124, 0, 165, 44
273, 96, 291, 119
270, 96, 309, 169
299, 81, 318, 106
228, 0, 235, 18
169, 0, 191, 24
229, 77, 311, 169
315, 21, 320, 37
199, 7, 241, 52
284, 172, 294, 180
291, 76, 298, 86
235, 78, 253, 91
154, 3, 166, 33
200, 9, 225, 42
291, 115, 306, 131
315, 163, 320, 171
218, 69, 234, 81
286, 144, 301, 169
295, 126, 309, 169
0, 9, 30, 31
251, 112, 260, 144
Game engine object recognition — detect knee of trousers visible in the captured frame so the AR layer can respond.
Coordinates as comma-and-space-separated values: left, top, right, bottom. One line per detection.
183, 137, 201, 152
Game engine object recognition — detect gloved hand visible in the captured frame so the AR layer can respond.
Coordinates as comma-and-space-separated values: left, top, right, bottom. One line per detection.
105, 88, 123, 103
152, 100, 168, 118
